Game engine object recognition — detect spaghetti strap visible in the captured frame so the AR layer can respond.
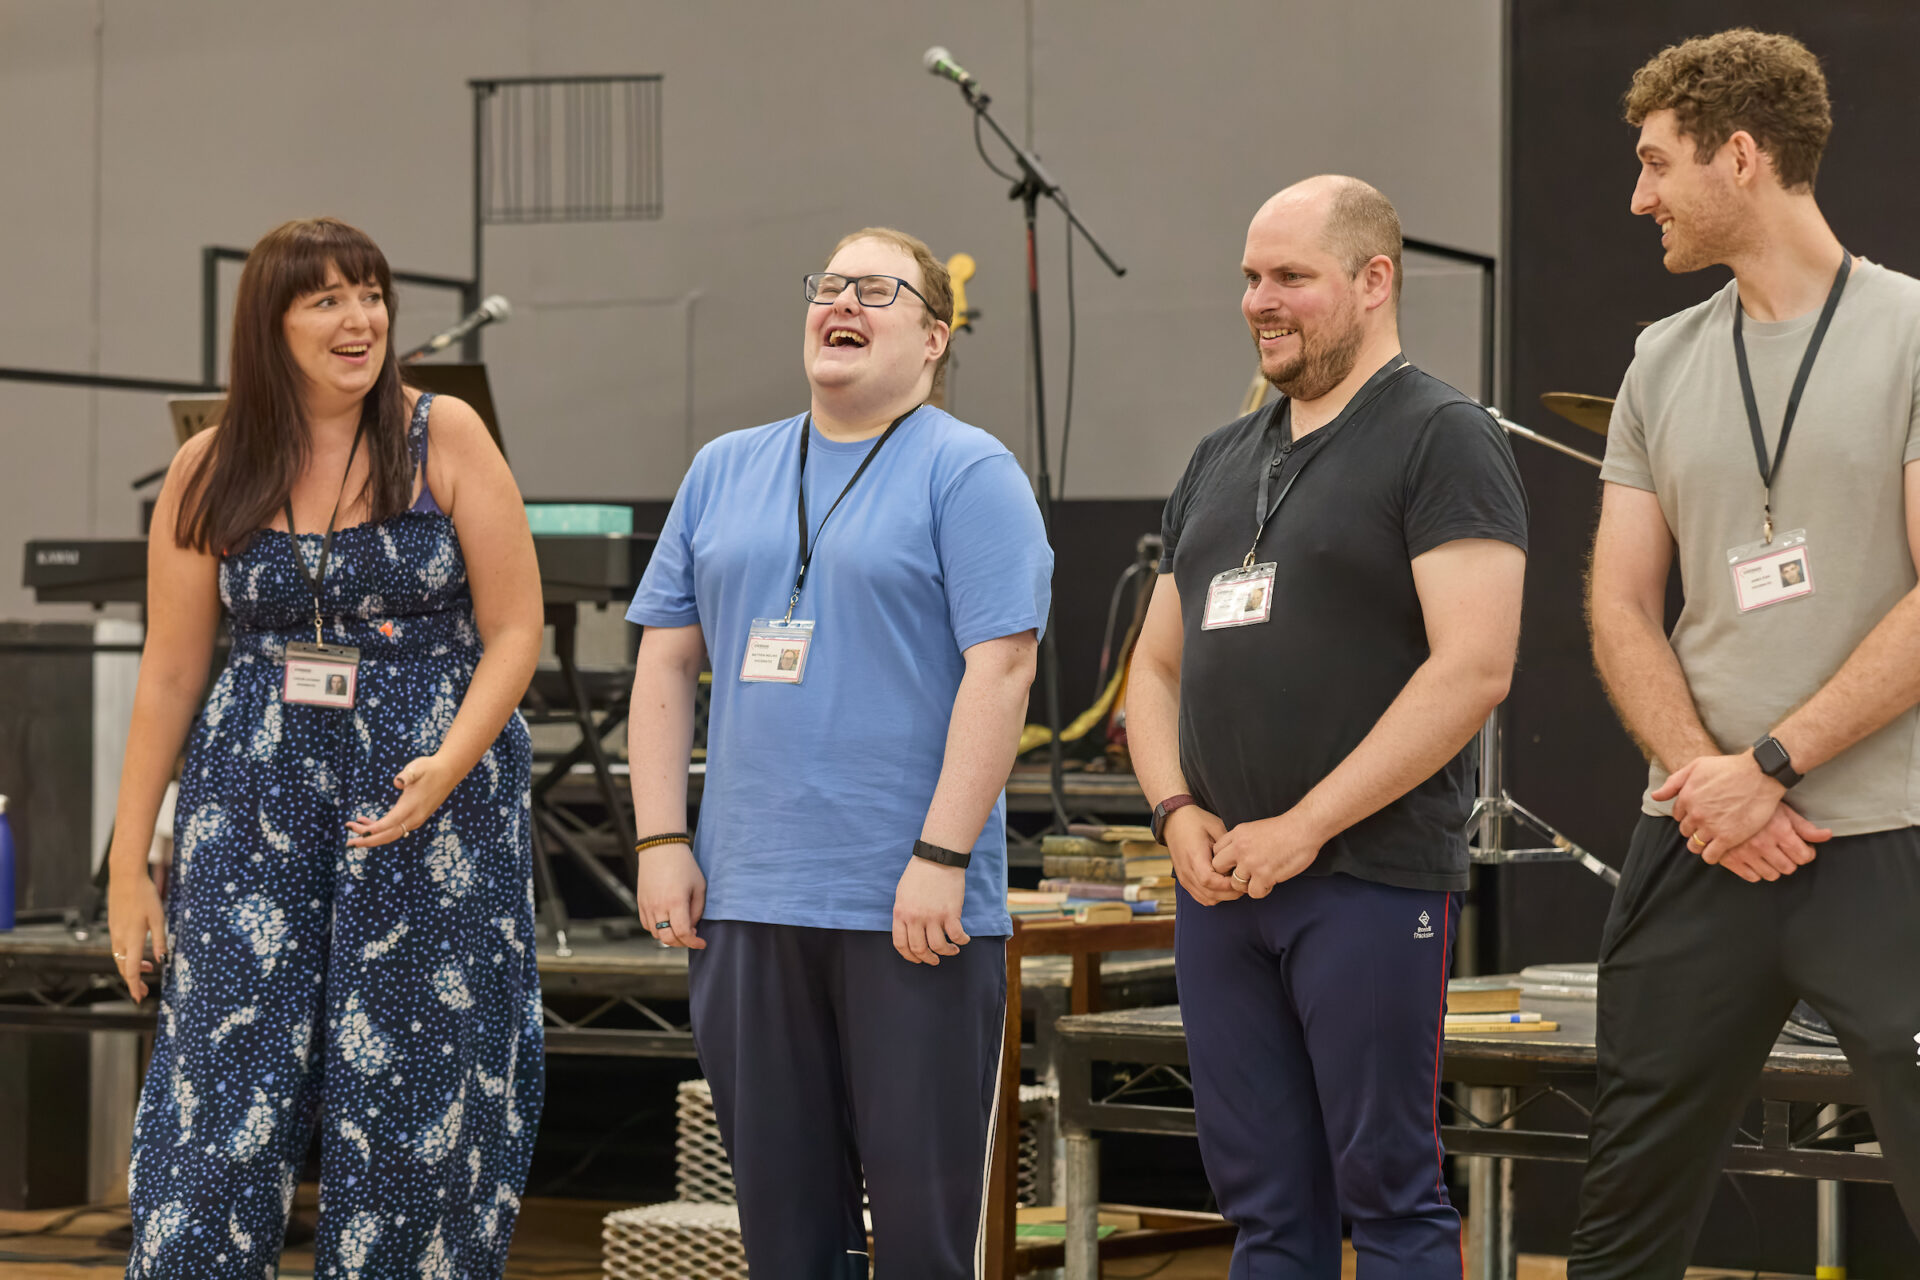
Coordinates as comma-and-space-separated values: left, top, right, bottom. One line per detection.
408, 392, 443, 515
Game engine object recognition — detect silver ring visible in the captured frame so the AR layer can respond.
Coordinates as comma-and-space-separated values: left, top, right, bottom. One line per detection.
654, 920, 672, 931
113, 950, 127, 961
1231, 870, 1251, 885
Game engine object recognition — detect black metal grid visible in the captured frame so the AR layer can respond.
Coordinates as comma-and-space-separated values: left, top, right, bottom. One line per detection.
473, 76, 663, 225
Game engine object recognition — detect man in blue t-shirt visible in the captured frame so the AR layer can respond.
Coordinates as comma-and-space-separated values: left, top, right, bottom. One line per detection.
625, 227, 1051, 1277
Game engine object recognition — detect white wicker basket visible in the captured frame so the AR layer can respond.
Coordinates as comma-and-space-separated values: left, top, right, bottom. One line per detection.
675, 1079, 737, 1205
673, 1076, 1058, 1209
603, 1201, 747, 1280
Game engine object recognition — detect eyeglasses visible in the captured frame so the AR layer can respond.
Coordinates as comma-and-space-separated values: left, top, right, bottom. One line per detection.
803, 272, 932, 310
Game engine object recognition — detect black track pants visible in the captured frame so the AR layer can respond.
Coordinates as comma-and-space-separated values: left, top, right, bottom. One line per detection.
1568, 816, 1920, 1277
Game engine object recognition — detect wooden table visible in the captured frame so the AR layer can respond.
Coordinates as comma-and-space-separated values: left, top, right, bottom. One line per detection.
1050, 993, 1883, 1280
983, 914, 1182, 1278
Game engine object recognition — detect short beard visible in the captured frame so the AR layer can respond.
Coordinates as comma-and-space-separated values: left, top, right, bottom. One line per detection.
1664, 174, 1750, 274
1262, 296, 1365, 402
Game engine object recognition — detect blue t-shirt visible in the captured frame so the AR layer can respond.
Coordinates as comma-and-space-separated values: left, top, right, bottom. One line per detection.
627, 405, 1052, 936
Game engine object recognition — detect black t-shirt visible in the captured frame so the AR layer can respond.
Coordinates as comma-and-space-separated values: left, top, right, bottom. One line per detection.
1160, 357, 1528, 892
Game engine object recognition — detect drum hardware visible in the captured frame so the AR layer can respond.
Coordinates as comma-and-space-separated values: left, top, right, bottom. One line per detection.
1472, 405, 1618, 886
1540, 391, 1615, 437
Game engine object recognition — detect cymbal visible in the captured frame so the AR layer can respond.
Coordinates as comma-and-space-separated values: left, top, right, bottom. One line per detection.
1540, 392, 1614, 436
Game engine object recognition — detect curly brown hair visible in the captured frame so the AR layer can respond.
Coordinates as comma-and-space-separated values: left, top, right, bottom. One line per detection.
1623, 28, 1831, 191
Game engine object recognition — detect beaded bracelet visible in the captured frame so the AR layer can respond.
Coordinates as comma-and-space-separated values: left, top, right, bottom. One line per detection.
633, 832, 692, 854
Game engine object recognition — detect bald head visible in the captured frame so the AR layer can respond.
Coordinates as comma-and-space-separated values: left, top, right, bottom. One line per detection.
1258, 175, 1404, 309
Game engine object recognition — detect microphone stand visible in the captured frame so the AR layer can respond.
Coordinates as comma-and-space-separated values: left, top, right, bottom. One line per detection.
1474, 408, 1617, 888
949, 77, 1126, 832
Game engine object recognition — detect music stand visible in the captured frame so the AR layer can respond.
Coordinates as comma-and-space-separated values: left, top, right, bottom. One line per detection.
401, 363, 507, 459
167, 396, 226, 444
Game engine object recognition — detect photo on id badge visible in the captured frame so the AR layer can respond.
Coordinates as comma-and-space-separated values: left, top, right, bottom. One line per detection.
1728, 531, 1814, 613
740, 619, 815, 684
1204, 563, 1276, 630
283, 642, 359, 708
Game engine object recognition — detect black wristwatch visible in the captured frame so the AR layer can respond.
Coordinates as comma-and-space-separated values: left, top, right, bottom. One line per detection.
912, 839, 971, 870
1751, 735, 1803, 788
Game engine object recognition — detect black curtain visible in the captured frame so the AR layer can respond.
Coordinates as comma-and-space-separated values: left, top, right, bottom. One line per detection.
1504, 2, 1920, 1268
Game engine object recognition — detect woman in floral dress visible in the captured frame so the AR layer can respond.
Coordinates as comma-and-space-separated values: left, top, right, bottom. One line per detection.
106, 217, 545, 1278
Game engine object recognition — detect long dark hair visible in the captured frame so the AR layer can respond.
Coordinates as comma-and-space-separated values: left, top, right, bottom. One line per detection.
174, 218, 412, 553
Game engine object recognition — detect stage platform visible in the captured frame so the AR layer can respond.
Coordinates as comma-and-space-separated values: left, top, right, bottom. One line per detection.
0, 921, 1175, 1058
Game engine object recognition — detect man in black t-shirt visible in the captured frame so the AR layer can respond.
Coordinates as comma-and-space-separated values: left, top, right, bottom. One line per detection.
1127, 175, 1528, 1275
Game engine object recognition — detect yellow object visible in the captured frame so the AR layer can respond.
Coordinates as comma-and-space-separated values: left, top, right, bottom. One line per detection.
1816, 1269, 1847, 1279
947, 252, 977, 330
1019, 661, 1127, 755
1240, 367, 1273, 416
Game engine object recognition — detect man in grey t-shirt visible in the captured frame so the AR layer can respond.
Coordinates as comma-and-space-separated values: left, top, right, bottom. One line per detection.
1572, 30, 1920, 1276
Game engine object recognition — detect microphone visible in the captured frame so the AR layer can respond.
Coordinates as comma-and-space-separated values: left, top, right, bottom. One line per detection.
404, 294, 511, 361
923, 46, 977, 91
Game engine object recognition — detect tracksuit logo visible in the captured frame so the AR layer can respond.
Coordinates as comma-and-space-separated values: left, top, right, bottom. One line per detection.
1414, 910, 1435, 940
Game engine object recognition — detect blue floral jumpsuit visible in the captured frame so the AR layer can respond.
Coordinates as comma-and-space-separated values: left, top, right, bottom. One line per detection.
127, 393, 544, 1279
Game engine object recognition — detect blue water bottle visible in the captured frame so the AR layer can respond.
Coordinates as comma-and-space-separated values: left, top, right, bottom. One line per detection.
0, 794, 14, 931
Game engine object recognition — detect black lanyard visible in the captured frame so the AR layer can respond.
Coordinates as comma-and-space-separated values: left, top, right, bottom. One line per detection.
1733, 251, 1849, 543
785, 407, 916, 621
1244, 356, 1412, 567
283, 422, 365, 643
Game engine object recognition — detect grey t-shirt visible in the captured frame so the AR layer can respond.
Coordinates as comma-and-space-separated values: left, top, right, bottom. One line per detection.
1602, 259, 1920, 834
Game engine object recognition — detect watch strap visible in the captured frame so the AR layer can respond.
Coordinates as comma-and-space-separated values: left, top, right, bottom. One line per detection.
912, 839, 972, 870
1152, 793, 1196, 845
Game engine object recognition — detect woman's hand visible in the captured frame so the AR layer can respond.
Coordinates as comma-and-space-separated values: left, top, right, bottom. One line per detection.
108, 872, 168, 1003
637, 843, 707, 949
347, 754, 462, 847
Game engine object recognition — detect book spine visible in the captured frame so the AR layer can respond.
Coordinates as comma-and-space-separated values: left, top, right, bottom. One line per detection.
1038, 879, 1126, 899
1039, 835, 1117, 859
1041, 854, 1126, 883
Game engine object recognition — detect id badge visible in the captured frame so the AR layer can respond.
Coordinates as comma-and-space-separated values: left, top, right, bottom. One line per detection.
740, 619, 815, 684
283, 640, 361, 708
1728, 529, 1814, 613
1202, 562, 1277, 630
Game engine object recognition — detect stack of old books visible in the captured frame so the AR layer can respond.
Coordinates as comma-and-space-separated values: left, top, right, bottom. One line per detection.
1444, 977, 1559, 1034
1007, 824, 1176, 925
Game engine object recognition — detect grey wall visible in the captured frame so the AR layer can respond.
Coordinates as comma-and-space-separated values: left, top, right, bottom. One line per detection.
1, 0, 1501, 622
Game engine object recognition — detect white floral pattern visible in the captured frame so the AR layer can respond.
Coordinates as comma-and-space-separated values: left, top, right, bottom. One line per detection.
416, 1082, 467, 1163
339, 1117, 372, 1165
416, 672, 458, 753
418, 1220, 454, 1280
335, 992, 391, 1076
210, 1003, 258, 1045
176, 801, 225, 878
230, 1087, 276, 1159
339, 1209, 382, 1278
432, 963, 474, 1011
426, 818, 473, 903
363, 920, 410, 961
233, 894, 289, 973
134, 1200, 188, 1277
249, 697, 282, 761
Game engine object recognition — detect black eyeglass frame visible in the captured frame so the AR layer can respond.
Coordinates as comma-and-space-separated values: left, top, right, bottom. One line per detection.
802, 272, 932, 310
